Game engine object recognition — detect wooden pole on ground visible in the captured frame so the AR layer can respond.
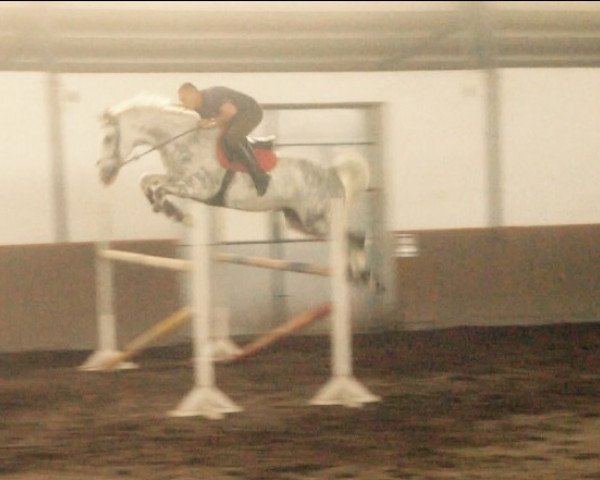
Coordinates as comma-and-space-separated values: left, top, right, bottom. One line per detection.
102, 307, 191, 370
227, 303, 331, 362
98, 301, 331, 369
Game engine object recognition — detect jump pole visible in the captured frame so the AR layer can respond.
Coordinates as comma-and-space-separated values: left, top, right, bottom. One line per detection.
215, 253, 329, 277
169, 202, 241, 419
226, 303, 332, 362
310, 197, 380, 407
100, 307, 191, 370
98, 301, 330, 369
83, 227, 330, 372
97, 249, 330, 277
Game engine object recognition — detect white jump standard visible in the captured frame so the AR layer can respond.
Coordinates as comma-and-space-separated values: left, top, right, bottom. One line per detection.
78, 240, 137, 371
311, 198, 380, 408
169, 203, 242, 419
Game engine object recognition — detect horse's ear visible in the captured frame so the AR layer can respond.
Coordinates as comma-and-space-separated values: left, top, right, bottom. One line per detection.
99, 111, 112, 124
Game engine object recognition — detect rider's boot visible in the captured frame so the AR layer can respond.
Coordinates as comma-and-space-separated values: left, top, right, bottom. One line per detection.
237, 144, 270, 196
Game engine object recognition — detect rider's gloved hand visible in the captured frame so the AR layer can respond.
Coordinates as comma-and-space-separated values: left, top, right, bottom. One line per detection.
199, 118, 217, 129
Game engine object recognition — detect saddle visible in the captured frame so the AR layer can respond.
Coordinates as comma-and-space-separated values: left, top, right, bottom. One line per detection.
248, 135, 276, 149
216, 135, 278, 173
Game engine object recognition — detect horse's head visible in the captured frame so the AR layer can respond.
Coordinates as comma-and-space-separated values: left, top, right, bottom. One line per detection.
97, 111, 125, 185
96, 94, 200, 185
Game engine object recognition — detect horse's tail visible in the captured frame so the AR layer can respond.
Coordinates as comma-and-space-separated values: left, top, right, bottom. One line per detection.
330, 151, 370, 205
330, 151, 372, 285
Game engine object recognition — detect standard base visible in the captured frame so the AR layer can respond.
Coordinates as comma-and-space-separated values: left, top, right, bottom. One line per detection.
168, 386, 243, 420
211, 338, 243, 362
310, 375, 381, 408
78, 349, 138, 372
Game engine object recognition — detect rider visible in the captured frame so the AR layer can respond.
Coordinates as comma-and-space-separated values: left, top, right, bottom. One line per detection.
177, 83, 270, 196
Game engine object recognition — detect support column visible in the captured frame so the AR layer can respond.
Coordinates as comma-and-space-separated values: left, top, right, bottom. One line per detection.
468, 1, 503, 227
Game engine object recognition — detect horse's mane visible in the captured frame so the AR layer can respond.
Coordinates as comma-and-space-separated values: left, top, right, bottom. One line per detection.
106, 93, 199, 120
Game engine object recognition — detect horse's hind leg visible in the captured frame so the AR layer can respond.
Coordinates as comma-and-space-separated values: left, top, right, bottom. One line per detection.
282, 207, 372, 285
312, 210, 372, 285
282, 208, 333, 241
347, 231, 370, 283
282, 208, 323, 237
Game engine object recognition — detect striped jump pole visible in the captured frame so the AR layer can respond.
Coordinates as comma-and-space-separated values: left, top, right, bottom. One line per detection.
226, 303, 332, 362
100, 307, 191, 370
310, 197, 380, 408
100, 248, 189, 271
215, 253, 329, 277
98, 248, 330, 277
96, 301, 331, 370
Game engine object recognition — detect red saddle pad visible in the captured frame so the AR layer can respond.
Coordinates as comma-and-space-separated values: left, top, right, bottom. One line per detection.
216, 143, 277, 173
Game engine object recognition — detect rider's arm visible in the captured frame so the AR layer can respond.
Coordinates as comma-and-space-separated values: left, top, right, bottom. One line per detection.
213, 101, 237, 127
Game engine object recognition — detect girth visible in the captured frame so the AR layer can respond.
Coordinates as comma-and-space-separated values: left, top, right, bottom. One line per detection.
205, 170, 235, 207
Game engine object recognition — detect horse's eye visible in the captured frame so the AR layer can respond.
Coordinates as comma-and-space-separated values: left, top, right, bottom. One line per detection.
103, 135, 113, 145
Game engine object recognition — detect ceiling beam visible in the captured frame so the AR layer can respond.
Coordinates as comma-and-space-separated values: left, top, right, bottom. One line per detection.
3, 3, 600, 73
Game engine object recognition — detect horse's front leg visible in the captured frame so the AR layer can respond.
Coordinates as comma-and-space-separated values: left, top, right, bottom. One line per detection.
139, 173, 191, 225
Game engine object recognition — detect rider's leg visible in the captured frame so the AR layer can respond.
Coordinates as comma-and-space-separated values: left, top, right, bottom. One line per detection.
223, 109, 270, 196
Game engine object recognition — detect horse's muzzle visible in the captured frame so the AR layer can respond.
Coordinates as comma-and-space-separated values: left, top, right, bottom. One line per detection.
97, 159, 120, 185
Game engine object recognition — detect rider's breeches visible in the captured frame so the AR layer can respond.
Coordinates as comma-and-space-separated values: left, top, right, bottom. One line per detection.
222, 105, 263, 163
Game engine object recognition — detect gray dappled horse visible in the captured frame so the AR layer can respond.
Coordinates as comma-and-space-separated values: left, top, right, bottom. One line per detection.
96, 95, 371, 282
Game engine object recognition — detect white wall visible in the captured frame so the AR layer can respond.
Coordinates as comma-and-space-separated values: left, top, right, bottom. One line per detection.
387, 72, 487, 230
0, 73, 54, 245
502, 69, 600, 226
1, 68, 599, 245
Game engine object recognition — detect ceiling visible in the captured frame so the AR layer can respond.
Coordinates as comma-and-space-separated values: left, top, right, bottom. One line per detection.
2, 1, 600, 73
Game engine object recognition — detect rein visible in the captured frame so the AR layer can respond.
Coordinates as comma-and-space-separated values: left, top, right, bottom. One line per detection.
120, 124, 202, 167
